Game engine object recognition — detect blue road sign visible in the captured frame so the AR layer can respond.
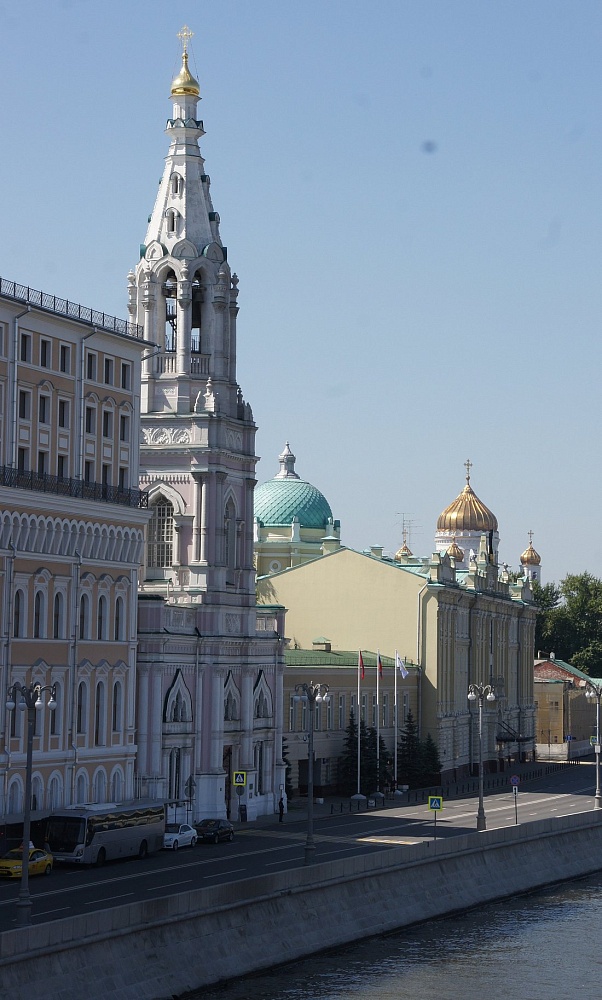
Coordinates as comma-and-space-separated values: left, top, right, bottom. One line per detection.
510, 775, 520, 786
428, 796, 443, 811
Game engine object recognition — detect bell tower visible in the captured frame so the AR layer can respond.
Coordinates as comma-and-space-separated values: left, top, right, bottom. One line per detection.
133, 30, 285, 821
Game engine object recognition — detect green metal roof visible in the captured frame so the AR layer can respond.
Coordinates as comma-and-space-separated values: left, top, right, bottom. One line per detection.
285, 649, 410, 669
254, 478, 333, 529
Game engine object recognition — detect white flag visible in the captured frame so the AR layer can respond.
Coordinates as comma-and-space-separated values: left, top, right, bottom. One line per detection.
396, 653, 409, 678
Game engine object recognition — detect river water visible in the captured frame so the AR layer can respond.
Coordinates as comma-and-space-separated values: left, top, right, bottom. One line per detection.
183, 872, 602, 1000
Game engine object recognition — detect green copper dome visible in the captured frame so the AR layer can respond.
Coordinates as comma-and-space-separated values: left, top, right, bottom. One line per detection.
254, 442, 333, 529
254, 478, 333, 528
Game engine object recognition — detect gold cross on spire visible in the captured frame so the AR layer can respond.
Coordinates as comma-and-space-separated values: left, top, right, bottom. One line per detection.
464, 458, 472, 484
177, 24, 194, 54
528, 529, 534, 546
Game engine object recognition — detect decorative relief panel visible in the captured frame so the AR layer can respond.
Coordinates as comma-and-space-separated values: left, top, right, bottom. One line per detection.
226, 614, 242, 634
225, 429, 243, 451
143, 427, 192, 446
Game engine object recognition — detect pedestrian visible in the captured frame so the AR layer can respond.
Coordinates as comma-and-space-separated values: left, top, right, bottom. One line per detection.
278, 796, 285, 823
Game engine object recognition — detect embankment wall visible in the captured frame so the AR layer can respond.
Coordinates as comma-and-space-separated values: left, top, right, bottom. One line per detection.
2, 811, 602, 1000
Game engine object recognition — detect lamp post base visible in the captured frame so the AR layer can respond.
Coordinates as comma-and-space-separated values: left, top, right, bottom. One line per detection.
594, 794, 602, 810
16, 897, 32, 926
304, 840, 316, 865
476, 810, 486, 832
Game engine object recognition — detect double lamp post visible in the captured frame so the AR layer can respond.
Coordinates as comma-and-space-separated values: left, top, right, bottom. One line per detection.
6, 680, 56, 926
585, 681, 602, 810
467, 682, 495, 832
294, 682, 329, 865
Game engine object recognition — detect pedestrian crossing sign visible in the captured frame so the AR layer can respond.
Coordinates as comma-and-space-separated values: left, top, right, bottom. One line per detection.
233, 771, 246, 786
428, 796, 443, 811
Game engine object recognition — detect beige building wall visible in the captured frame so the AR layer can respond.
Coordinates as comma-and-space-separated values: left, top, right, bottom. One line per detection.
0, 285, 150, 826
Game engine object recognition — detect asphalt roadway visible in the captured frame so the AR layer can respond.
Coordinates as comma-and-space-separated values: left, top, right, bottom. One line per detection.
0, 762, 598, 933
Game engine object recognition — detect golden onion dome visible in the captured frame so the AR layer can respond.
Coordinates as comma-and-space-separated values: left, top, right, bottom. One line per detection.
520, 541, 541, 566
171, 52, 200, 98
447, 538, 465, 561
394, 542, 413, 562
437, 480, 498, 533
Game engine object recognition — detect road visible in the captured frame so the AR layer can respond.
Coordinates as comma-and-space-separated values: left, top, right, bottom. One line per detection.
0, 762, 597, 933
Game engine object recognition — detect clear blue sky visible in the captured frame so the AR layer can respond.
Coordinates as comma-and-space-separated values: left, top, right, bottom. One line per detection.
1, 1, 601, 584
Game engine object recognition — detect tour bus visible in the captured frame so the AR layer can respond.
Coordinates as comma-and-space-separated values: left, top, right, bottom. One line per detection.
46, 800, 166, 866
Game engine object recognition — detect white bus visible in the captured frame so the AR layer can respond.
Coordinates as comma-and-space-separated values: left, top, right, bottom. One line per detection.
46, 801, 165, 866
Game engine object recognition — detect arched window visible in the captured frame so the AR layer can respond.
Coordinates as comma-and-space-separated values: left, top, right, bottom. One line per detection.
166, 209, 177, 235
47, 775, 60, 810
255, 690, 269, 719
111, 769, 123, 803
112, 681, 122, 732
147, 497, 174, 568
168, 748, 181, 800
8, 781, 22, 815
76, 773, 87, 804
34, 590, 45, 638
93, 769, 106, 804
95, 682, 105, 746
79, 594, 90, 639
224, 498, 236, 569
171, 690, 186, 723
13, 590, 24, 638
171, 173, 183, 197
97, 595, 107, 640
114, 596, 124, 641
53, 592, 64, 639
224, 691, 239, 721
76, 682, 87, 734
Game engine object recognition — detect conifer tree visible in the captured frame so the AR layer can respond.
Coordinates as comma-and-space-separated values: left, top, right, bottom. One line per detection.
397, 709, 422, 789
420, 732, 442, 786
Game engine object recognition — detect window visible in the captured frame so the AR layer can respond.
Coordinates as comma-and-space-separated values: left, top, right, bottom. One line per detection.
104, 358, 113, 385
326, 697, 333, 730
102, 410, 113, 438
95, 682, 105, 746
102, 464, 111, 486
338, 694, 345, 730
114, 596, 124, 641
84, 461, 94, 483
382, 693, 389, 728
38, 395, 49, 424
18, 390, 31, 419
37, 451, 48, 475
147, 497, 174, 568
60, 344, 71, 373
289, 695, 295, 732
57, 454, 67, 478
97, 595, 107, 640
119, 414, 130, 442
58, 399, 69, 428
112, 682, 122, 731
85, 406, 95, 434
53, 592, 64, 639
166, 209, 176, 235
224, 499, 236, 570
118, 467, 128, 490
20, 333, 31, 362
17, 448, 28, 472
34, 591, 45, 638
79, 594, 90, 639
76, 682, 87, 734
40, 339, 51, 368
121, 363, 131, 390
13, 590, 24, 637
361, 693, 367, 724
86, 352, 97, 380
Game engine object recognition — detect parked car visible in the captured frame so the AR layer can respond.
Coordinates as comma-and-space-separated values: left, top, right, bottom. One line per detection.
0, 847, 53, 879
162, 823, 197, 851
195, 819, 234, 844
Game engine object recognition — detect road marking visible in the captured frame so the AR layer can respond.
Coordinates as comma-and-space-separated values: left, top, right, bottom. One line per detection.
85, 892, 134, 905
32, 907, 71, 919
203, 868, 245, 879
146, 881, 191, 891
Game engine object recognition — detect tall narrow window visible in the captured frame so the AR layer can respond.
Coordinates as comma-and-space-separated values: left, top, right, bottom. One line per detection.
84, 461, 94, 483
114, 596, 124, 641
76, 682, 87, 734
57, 454, 67, 478
104, 358, 113, 385
147, 497, 174, 568
38, 395, 49, 423
97, 595, 107, 640
58, 399, 69, 428
79, 594, 90, 639
20, 333, 31, 362
60, 344, 71, 373
53, 592, 64, 639
102, 410, 113, 438
112, 682, 122, 732
95, 682, 105, 746
86, 352, 97, 380
121, 363, 131, 390
13, 590, 23, 637
33, 591, 45, 638
40, 339, 51, 368
119, 414, 130, 441
85, 406, 95, 434
224, 498, 236, 569
17, 448, 28, 472
37, 451, 48, 475
18, 391, 30, 419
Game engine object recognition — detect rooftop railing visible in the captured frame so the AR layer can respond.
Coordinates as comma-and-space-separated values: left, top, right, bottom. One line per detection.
0, 277, 144, 339
0, 466, 148, 508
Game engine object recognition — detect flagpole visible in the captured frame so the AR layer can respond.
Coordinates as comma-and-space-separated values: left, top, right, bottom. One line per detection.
394, 648, 398, 788
376, 649, 380, 791
357, 651, 361, 795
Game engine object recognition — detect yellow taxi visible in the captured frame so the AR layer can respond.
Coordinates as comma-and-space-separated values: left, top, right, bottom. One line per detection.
0, 847, 53, 878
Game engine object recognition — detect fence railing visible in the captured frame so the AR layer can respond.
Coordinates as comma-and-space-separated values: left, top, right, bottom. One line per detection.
0, 277, 144, 339
0, 465, 148, 508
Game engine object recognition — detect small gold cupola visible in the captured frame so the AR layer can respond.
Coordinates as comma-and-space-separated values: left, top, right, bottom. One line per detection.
520, 531, 541, 566
171, 25, 200, 98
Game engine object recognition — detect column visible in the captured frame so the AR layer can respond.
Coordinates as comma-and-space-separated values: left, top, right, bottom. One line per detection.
200, 475, 208, 563
210, 668, 225, 771
215, 473, 226, 566
176, 266, 191, 377
228, 274, 239, 383
151, 670, 163, 775
137, 668, 150, 775
274, 663, 284, 765
244, 479, 256, 570
241, 667, 255, 769
192, 474, 202, 563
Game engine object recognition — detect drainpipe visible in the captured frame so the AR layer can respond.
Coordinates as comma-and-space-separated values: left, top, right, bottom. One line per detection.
9, 307, 31, 467
415, 581, 429, 739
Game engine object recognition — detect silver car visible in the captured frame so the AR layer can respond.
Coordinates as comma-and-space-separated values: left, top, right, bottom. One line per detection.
163, 823, 197, 850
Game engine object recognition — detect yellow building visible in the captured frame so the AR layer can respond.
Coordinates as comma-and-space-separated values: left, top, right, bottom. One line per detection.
0, 278, 150, 826
258, 474, 537, 779
534, 655, 598, 760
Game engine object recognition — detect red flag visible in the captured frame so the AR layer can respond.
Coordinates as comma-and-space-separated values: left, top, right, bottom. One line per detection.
358, 650, 365, 680
377, 652, 383, 677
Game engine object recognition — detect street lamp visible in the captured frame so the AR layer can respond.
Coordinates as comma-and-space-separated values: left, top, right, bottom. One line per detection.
585, 682, 602, 809
294, 682, 329, 864
6, 680, 56, 925
467, 682, 495, 832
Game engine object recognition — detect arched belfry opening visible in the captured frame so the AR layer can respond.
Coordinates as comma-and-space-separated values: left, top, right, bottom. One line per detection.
162, 270, 178, 353
191, 273, 203, 354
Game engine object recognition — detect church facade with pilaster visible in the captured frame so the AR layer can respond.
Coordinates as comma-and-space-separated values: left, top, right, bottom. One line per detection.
133, 33, 285, 820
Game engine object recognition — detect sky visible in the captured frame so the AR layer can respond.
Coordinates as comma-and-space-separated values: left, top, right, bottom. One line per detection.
0, 0, 601, 584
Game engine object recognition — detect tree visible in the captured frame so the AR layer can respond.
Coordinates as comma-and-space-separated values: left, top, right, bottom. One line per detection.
397, 709, 422, 789
534, 573, 602, 675
420, 733, 442, 786
281, 737, 293, 799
